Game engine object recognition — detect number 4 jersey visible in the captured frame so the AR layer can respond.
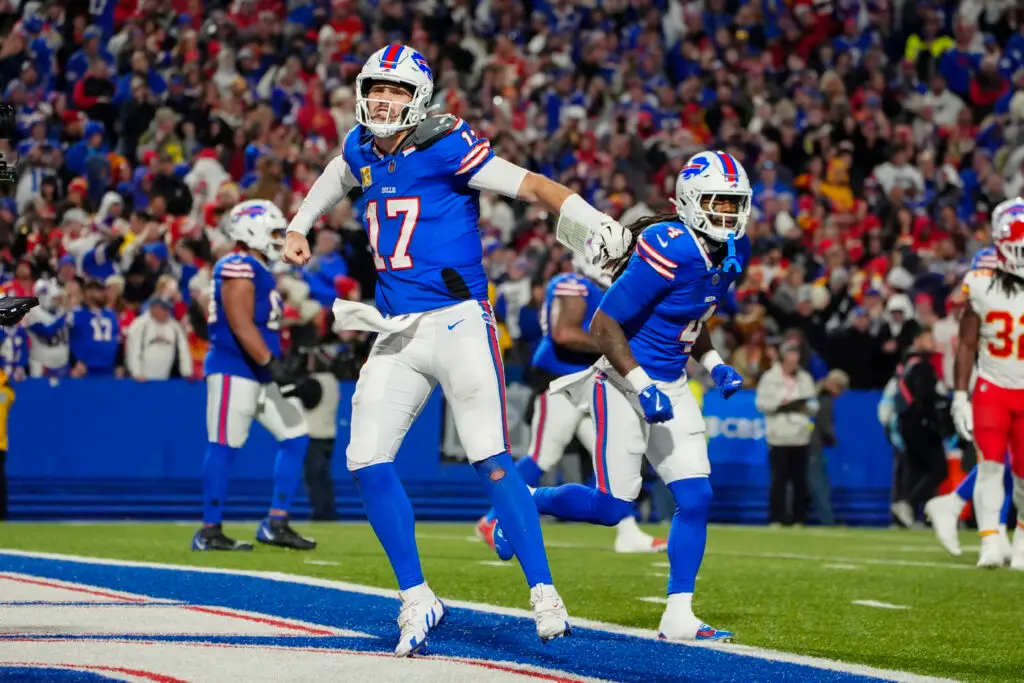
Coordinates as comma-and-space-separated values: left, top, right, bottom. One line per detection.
205, 252, 282, 384
342, 118, 495, 316
599, 221, 750, 383
963, 268, 1024, 390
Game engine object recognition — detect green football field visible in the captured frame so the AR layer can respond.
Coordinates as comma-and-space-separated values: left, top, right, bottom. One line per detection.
2, 521, 1020, 682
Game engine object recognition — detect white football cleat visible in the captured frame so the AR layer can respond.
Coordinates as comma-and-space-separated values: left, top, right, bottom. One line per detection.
977, 535, 1006, 569
1010, 527, 1024, 571
658, 609, 733, 642
924, 494, 963, 557
394, 585, 445, 657
614, 532, 668, 554
890, 501, 914, 528
530, 584, 570, 642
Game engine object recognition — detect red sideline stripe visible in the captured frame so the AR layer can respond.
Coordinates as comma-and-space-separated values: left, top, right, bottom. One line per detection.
183, 605, 336, 636
3, 644, 588, 682
481, 301, 510, 452
4, 664, 187, 683
0, 574, 147, 602
530, 393, 547, 462
593, 379, 609, 493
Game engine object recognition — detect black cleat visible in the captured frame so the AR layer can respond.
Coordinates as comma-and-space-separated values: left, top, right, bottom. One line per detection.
256, 517, 317, 550
192, 525, 254, 551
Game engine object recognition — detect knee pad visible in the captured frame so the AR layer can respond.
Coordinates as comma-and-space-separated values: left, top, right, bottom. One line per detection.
667, 477, 713, 517
593, 490, 635, 526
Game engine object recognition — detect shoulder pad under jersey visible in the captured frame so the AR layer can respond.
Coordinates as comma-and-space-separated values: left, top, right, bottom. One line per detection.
406, 114, 461, 151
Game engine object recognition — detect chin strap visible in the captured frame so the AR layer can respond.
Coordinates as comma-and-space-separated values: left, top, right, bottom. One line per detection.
722, 232, 742, 274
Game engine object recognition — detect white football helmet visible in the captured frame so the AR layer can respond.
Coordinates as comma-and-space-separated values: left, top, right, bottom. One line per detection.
227, 200, 288, 261
355, 44, 434, 138
675, 151, 752, 243
993, 199, 1024, 277
572, 251, 612, 288
992, 196, 1024, 226
33, 278, 63, 312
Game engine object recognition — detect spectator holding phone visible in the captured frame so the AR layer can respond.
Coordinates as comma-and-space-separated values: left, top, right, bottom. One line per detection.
756, 338, 820, 527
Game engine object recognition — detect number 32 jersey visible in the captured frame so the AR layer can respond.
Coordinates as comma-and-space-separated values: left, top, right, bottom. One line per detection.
962, 268, 1024, 390
599, 221, 750, 383
205, 252, 282, 384
342, 118, 496, 317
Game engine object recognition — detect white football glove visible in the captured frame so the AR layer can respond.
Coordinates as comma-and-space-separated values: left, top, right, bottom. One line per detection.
585, 217, 632, 265
951, 390, 973, 442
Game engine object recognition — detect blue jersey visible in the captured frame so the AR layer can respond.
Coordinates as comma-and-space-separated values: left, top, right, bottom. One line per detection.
533, 273, 604, 376
68, 306, 120, 375
343, 118, 496, 316
204, 252, 283, 384
89, 0, 117, 40
599, 221, 751, 382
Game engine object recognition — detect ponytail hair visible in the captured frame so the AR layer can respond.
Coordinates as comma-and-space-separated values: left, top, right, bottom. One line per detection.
608, 212, 679, 282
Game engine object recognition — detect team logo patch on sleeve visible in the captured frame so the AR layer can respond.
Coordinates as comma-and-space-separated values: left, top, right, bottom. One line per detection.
361, 167, 373, 188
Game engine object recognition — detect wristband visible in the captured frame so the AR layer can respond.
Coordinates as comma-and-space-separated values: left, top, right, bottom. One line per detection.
624, 366, 653, 393
954, 390, 969, 402
700, 350, 724, 374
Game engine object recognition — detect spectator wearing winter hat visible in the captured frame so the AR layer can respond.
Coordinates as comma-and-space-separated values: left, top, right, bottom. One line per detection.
124, 297, 192, 381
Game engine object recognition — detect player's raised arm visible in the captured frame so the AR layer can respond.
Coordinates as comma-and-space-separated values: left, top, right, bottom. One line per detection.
283, 155, 360, 265
468, 158, 632, 263
221, 277, 274, 366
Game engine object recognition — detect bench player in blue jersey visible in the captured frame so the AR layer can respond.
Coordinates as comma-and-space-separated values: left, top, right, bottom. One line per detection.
493, 151, 751, 641
475, 254, 666, 554
282, 44, 632, 656
926, 196, 1024, 561
194, 200, 315, 553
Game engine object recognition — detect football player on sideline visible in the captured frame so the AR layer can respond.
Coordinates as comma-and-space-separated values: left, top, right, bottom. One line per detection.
195, 199, 315, 553
951, 199, 1024, 570
475, 253, 667, 554
492, 151, 749, 641
925, 196, 1024, 560
282, 45, 631, 656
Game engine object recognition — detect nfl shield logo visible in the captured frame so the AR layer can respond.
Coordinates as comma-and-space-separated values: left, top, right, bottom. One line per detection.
361, 166, 372, 188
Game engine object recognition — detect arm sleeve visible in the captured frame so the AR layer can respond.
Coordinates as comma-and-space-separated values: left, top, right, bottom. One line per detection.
287, 154, 359, 236
468, 156, 529, 199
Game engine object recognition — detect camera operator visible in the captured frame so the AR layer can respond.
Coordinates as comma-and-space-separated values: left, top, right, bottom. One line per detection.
284, 341, 368, 521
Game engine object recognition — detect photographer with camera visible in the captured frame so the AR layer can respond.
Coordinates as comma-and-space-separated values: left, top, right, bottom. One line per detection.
283, 341, 368, 521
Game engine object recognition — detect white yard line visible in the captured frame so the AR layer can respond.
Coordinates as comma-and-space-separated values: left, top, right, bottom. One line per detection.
852, 600, 909, 610
0, 549, 958, 683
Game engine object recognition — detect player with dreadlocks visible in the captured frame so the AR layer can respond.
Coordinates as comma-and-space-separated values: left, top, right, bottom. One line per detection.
953, 198, 1024, 569
491, 150, 751, 640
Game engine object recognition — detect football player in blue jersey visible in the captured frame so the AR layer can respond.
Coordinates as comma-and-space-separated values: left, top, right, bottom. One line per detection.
492, 151, 751, 642
925, 196, 1024, 560
475, 253, 667, 554
194, 200, 315, 553
282, 44, 632, 655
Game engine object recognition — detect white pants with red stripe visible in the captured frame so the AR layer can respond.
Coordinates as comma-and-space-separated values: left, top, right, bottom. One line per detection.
206, 373, 308, 447
527, 389, 595, 471
554, 362, 709, 501
347, 299, 509, 470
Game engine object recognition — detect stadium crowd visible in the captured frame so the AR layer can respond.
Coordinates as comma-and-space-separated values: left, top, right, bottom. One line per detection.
0, 0, 1020, 395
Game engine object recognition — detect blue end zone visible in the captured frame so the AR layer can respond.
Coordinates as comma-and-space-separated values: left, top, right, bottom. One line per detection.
0, 669, 118, 682
0, 554, 887, 683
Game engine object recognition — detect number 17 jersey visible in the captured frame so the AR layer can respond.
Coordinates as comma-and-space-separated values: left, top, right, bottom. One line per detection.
342, 117, 496, 317
204, 252, 282, 384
